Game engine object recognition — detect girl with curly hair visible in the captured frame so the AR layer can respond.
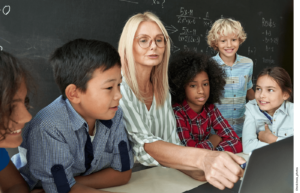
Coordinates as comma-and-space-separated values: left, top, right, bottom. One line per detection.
169, 51, 242, 153
0, 51, 34, 193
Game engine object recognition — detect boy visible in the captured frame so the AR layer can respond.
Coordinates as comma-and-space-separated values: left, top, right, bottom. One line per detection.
207, 18, 255, 139
12, 39, 134, 193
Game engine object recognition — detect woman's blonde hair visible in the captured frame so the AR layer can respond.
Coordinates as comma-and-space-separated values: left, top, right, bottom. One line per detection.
118, 12, 170, 107
207, 18, 247, 51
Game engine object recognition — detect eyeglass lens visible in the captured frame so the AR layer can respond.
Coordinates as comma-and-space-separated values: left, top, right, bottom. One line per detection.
138, 36, 166, 48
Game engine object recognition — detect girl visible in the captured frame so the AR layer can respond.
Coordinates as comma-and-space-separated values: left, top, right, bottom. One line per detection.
169, 51, 242, 153
242, 67, 293, 154
0, 51, 33, 193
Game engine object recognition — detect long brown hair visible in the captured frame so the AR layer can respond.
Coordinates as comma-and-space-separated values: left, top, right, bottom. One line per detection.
256, 67, 293, 101
0, 51, 34, 140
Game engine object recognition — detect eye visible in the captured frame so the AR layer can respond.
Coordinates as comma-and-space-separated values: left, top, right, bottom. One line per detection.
203, 83, 209, 86
118, 83, 121, 87
256, 88, 261, 91
269, 89, 274, 92
25, 96, 32, 110
190, 85, 196, 88
106, 87, 113, 90
232, 39, 236, 41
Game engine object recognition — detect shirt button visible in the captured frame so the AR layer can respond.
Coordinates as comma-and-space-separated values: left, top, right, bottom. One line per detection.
234, 108, 236, 110
233, 81, 235, 83
274, 119, 276, 122
285, 133, 287, 136
273, 132, 275, 134
231, 68, 232, 70
234, 95, 236, 97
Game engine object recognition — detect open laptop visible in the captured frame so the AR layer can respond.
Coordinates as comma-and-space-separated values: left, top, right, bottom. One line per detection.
184, 136, 293, 193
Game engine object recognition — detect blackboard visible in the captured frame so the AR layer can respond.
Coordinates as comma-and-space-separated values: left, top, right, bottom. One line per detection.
0, 0, 293, 117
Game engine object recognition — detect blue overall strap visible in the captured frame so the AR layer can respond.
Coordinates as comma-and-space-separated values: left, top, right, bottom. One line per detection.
259, 108, 273, 124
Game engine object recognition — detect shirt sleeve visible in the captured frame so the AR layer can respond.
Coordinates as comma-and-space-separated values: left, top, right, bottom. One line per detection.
173, 108, 214, 150
242, 107, 268, 154
27, 124, 76, 193
247, 60, 253, 90
109, 109, 134, 172
211, 107, 243, 153
0, 148, 10, 171
120, 85, 163, 166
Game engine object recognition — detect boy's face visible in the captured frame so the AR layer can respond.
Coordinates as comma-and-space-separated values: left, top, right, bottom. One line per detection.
77, 65, 122, 122
255, 75, 289, 116
0, 81, 32, 148
216, 33, 239, 61
185, 71, 210, 114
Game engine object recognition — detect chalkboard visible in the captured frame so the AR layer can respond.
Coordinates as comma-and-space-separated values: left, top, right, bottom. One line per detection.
0, 0, 293, 117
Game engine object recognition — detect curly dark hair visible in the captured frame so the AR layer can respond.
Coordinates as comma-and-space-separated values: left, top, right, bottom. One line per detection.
0, 51, 35, 141
168, 51, 226, 105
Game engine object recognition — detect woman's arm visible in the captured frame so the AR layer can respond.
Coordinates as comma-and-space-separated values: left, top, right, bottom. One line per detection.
0, 161, 30, 193
144, 141, 246, 190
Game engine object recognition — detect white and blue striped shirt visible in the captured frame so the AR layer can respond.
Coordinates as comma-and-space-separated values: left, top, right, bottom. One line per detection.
12, 96, 134, 193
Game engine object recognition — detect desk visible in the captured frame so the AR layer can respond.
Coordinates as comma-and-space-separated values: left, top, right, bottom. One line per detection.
101, 153, 249, 193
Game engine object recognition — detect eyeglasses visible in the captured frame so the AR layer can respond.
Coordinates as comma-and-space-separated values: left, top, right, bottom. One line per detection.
135, 35, 167, 49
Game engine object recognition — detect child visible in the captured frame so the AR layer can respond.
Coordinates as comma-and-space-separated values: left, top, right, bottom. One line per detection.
0, 51, 33, 193
169, 51, 242, 153
242, 67, 293, 153
207, 18, 255, 139
12, 39, 134, 193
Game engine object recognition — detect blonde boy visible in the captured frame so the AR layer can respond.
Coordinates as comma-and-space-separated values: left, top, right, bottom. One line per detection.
207, 18, 255, 138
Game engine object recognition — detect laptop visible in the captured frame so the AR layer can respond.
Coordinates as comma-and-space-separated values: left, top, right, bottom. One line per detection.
184, 136, 293, 193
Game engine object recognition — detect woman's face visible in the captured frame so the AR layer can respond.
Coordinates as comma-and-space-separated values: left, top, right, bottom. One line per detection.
133, 21, 166, 68
0, 81, 32, 148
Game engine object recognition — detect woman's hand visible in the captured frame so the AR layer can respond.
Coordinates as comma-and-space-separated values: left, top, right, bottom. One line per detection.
200, 151, 246, 190
258, 124, 278, 144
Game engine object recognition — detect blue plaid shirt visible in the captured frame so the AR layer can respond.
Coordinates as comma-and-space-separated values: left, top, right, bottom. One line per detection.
12, 96, 134, 193
212, 53, 253, 137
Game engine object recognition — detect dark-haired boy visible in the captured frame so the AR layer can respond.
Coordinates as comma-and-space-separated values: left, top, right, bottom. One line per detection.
12, 39, 134, 193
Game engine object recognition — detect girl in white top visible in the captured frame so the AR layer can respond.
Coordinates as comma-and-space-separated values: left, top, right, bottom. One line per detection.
243, 67, 293, 153
118, 12, 246, 190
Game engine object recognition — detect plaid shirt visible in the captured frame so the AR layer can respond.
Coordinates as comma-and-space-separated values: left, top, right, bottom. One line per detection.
173, 100, 242, 153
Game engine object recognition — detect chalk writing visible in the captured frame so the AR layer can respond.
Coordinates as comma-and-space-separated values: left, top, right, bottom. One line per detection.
152, 0, 166, 8
264, 37, 279, 44
262, 18, 276, 28
202, 12, 213, 27
262, 30, 272, 36
184, 45, 197, 52
171, 44, 180, 53
266, 45, 274, 52
119, 0, 138, 4
248, 47, 256, 55
1, 5, 10, 15
177, 7, 198, 24
263, 56, 275, 64
179, 27, 200, 44
206, 47, 217, 55
165, 25, 178, 34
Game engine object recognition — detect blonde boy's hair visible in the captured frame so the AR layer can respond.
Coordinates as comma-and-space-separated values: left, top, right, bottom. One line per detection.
118, 12, 170, 107
207, 18, 247, 51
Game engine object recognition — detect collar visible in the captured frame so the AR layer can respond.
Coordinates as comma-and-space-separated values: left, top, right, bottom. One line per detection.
65, 98, 113, 131
276, 101, 288, 115
182, 100, 207, 121
214, 53, 240, 67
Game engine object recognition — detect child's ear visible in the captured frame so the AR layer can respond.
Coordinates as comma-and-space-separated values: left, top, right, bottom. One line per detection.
65, 84, 81, 104
283, 90, 291, 101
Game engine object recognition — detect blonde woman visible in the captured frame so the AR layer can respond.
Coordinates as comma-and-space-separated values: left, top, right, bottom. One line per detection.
118, 12, 246, 190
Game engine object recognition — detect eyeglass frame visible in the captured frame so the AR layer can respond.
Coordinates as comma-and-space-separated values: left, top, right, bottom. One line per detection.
134, 34, 169, 49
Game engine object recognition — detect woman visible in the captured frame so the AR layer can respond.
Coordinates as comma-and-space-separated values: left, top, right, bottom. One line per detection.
118, 12, 245, 190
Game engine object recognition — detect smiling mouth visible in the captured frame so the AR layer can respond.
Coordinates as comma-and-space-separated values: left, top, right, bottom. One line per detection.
196, 97, 206, 102
9, 129, 22, 134
259, 101, 270, 105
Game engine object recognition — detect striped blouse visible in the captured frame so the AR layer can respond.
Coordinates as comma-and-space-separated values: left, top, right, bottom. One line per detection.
120, 79, 182, 166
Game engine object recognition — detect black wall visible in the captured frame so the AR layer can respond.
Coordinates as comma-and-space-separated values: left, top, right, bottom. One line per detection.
0, 0, 293, 118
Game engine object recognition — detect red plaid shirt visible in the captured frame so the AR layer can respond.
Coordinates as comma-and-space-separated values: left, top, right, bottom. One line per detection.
173, 100, 242, 153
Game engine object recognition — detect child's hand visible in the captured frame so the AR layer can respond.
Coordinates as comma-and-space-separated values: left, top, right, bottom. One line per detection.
208, 134, 223, 149
258, 124, 278, 144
